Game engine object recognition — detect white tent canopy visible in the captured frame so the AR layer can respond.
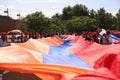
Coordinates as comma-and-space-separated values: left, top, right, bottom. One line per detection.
8, 29, 22, 34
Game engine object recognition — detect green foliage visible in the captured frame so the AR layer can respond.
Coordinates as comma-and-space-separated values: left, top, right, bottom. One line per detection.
116, 9, 120, 31
95, 8, 119, 30
96, 8, 106, 29
61, 4, 89, 20
72, 4, 89, 17
23, 11, 50, 32
89, 9, 96, 18
62, 6, 72, 20
65, 16, 97, 33
23, 4, 120, 33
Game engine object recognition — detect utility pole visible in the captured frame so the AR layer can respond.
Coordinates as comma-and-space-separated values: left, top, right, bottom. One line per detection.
17, 12, 20, 20
4, 6, 9, 16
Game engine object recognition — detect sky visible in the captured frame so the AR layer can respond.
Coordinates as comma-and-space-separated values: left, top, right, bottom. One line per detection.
0, 0, 120, 19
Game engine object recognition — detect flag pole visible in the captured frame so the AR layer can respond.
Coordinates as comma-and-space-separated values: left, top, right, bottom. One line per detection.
7, 8, 9, 16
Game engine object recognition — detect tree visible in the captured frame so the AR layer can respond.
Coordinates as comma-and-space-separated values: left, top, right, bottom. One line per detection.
72, 4, 89, 17
89, 9, 96, 18
104, 13, 113, 29
50, 13, 63, 33
22, 4, 119, 33
62, 6, 72, 20
65, 16, 97, 33
23, 11, 50, 32
116, 9, 120, 31
51, 13, 62, 26
96, 8, 106, 29
65, 20, 74, 33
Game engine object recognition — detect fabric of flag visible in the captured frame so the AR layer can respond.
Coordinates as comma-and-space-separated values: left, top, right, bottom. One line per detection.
0, 32, 120, 80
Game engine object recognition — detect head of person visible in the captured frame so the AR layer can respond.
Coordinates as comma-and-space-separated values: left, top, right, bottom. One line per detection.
106, 30, 110, 35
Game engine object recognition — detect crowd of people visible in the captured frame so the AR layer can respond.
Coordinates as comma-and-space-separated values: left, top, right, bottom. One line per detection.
0, 29, 113, 47
0, 32, 39, 42
0, 31, 58, 47
82, 29, 112, 44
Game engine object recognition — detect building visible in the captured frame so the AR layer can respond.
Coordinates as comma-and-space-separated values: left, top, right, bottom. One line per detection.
0, 15, 27, 32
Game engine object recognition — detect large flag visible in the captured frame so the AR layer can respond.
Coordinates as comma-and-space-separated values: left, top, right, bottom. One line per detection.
0, 33, 120, 80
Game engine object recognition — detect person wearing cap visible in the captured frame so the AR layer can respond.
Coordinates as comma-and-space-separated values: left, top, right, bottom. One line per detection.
0, 32, 10, 47
20, 32, 24, 42
100, 33, 109, 44
11, 33, 16, 42
35, 32, 40, 39
106, 30, 112, 44
92, 32, 99, 43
